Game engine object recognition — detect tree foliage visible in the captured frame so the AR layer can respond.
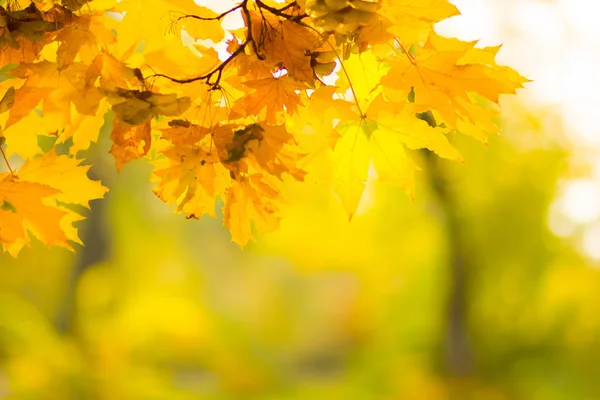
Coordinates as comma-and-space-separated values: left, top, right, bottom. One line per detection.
0, 0, 527, 255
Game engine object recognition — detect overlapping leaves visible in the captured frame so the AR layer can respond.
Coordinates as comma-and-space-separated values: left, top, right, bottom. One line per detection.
0, 0, 527, 254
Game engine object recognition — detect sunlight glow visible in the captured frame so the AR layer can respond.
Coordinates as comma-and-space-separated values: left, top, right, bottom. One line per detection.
582, 223, 600, 262
547, 202, 577, 238
440, 0, 600, 262
561, 180, 600, 224
193, 0, 600, 248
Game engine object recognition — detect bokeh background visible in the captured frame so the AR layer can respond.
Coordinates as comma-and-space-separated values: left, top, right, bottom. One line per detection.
1, 0, 600, 398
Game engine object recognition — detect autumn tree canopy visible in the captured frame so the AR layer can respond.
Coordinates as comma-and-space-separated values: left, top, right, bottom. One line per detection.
0, 0, 527, 256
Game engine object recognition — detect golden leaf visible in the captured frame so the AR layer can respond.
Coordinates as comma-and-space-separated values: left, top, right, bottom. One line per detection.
110, 119, 152, 170
0, 151, 107, 257
0, 86, 15, 113
233, 76, 307, 123
248, 10, 321, 83
222, 174, 281, 246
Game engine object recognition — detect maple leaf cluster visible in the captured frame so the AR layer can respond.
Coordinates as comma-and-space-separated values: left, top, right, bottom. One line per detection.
0, 0, 527, 255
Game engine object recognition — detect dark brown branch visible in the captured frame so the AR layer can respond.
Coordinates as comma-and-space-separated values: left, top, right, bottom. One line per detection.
150, 37, 249, 87
151, 0, 308, 87
277, 1, 299, 13
255, 0, 307, 22
255, 0, 297, 15
169, 1, 243, 34
242, 0, 262, 59
177, 3, 242, 22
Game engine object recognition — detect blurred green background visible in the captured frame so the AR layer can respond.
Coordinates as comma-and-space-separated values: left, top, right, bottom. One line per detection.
2, 99, 599, 400
4, 0, 600, 398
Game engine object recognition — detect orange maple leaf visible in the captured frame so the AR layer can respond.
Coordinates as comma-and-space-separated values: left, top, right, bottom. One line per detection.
233, 76, 307, 123
110, 119, 152, 171
248, 10, 321, 83
0, 151, 107, 256
222, 174, 281, 246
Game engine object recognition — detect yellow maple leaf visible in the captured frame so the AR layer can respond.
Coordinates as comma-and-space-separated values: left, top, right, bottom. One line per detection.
0, 0, 529, 252
152, 143, 229, 219
353, 16, 394, 52
92, 53, 141, 91
17, 150, 108, 209
159, 119, 210, 146
0, 86, 15, 113
0, 108, 45, 159
0, 176, 67, 257
368, 102, 463, 161
248, 10, 321, 83
0, 151, 107, 257
104, 88, 191, 125
330, 96, 460, 218
288, 86, 356, 178
45, 62, 104, 117
233, 76, 307, 123
300, 0, 380, 33
337, 50, 386, 111
245, 124, 307, 181
383, 0, 460, 44
55, 14, 116, 70
228, 39, 276, 80
59, 103, 110, 154
3, 61, 57, 129
381, 33, 528, 135
213, 123, 306, 181
109, 0, 178, 55
178, 5, 224, 42
222, 174, 282, 246
143, 44, 219, 80
110, 119, 152, 170
0, 36, 45, 65
0, 3, 62, 46
333, 117, 371, 219
369, 127, 418, 199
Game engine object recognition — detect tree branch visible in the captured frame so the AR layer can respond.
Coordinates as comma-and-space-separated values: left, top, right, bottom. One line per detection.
150, 0, 308, 87
150, 38, 249, 87
255, 0, 307, 21
174, 4, 242, 22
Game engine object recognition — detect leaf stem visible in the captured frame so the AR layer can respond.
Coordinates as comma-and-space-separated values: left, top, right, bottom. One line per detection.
311, 33, 364, 117
396, 39, 416, 64
0, 146, 14, 176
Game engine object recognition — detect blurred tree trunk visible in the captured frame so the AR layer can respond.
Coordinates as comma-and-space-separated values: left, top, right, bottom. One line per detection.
419, 110, 473, 377
55, 161, 112, 334
426, 152, 473, 376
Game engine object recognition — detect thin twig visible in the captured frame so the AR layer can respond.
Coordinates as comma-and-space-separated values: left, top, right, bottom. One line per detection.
173, 3, 242, 22
151, 0, 254, 88
241, 0, 262, 59
0, 146, 14, 176
150, 36, 249, 87
255, 0, 306, 21
151, 0, 309, 87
